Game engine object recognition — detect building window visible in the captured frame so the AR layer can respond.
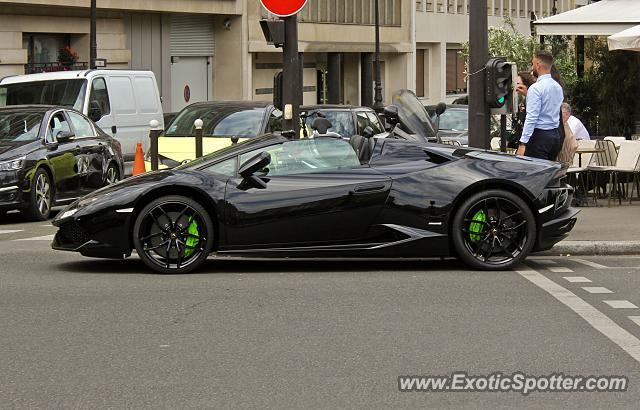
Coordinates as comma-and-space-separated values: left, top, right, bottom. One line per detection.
446, 49, 466, 95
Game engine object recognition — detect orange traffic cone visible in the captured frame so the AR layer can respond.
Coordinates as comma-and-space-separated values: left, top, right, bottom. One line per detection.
133, 143, 146, 176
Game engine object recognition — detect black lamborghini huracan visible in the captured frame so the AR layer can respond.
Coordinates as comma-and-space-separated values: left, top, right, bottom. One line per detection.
52, 134, 578, 274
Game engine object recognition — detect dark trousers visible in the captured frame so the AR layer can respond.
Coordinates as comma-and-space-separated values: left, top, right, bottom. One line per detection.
524, 128, 562, 161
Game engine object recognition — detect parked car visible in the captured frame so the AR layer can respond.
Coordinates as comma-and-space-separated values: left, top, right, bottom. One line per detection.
425, 104, 469, 146
301, 105, 386, 139
0, 105, 124, 220
0, 70, 164, 174
154, 101, 385, 168
52, 133, 578, 274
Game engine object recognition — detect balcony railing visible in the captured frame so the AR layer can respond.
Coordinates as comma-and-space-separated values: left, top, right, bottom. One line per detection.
262, 0, 402, 27
25, 62, 89, 74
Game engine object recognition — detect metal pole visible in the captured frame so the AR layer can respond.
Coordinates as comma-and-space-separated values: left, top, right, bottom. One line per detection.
282, 15, 302, 136
90, 0, 97, 69
500, 114, 507, 153
373, 0, 384, 112
194, 119, 203, 159
148, 120, 161, 171
468, 0, 490, 149
361, 52, 373, 108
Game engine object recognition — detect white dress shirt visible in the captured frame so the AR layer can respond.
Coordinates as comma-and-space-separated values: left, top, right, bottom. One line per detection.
567, 115, 590, 140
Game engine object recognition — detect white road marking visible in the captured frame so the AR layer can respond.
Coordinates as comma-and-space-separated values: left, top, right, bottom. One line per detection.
0, 230, 23, 235
582, 287, 614, 294
564, 276, 592, 283
517, 266, 640, 364
13, 234, 55, 242
629, 317, 640, 327
604, 300, 639, 309
533, 259, 557, 265
548, 267, 574, 273
572, 258, 609, 269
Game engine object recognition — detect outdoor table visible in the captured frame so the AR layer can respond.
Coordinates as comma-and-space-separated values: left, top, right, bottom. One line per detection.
575, 147, 604, 167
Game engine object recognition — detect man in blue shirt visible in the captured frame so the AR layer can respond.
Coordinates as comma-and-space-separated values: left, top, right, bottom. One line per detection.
516, 50, 564, 160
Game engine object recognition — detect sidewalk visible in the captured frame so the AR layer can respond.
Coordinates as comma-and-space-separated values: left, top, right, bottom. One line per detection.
543, 203, 640, 255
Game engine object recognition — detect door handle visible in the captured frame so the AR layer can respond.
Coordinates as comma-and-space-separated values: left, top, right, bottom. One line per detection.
74, 145, 82, 154
111, 126, 117, 134
350, 183, 388, 195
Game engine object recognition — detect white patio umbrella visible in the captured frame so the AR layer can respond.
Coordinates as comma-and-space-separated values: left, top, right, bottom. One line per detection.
608, 24, 640, 51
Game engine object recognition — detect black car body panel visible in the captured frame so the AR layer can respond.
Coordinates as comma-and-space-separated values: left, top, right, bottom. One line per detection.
52, 134, 578, 263
0, 106, 124, 214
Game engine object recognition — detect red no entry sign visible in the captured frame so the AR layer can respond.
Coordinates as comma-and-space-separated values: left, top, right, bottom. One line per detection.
260, 0, 308, 17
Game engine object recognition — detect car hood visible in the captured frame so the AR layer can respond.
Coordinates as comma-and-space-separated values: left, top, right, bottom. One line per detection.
0, 141, 39, 161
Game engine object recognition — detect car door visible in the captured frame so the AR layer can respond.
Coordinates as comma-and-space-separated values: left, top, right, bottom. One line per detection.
67, 110, 105, 192
220, 139, 392, 248
44, 111, 79, 199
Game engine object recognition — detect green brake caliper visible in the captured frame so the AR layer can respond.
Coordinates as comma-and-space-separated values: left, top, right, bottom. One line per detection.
183, 217, 200, 258
469, 210, 487, 242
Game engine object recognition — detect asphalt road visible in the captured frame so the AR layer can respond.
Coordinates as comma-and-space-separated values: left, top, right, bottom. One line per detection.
2, 214, 640, 409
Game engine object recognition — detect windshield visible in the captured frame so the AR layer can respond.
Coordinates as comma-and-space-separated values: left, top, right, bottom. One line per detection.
0, 79, 86, 111
435, 109, 468, 131
166, 105, 266, 137
304, 110, 355, 137
0, 112, 43, 142
391, 90, 436, 140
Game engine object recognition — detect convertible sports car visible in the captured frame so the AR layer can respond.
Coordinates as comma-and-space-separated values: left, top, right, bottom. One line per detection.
52, 134, 578, 274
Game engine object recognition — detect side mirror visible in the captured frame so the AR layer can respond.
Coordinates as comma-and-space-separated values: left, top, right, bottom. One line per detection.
89, 100, 103, 122
435, 102, 447, 116
56, 130, 75, 143
384, 105, 399, 127
362, 126, 374, 139
238, 151, 271, 189
311, 117, 333, 135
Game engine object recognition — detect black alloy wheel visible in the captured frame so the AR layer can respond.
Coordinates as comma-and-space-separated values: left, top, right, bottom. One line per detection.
105, 162, 120, 186
133, 195, 214, 274
26, 168, 53, 221
452, 190, 536, 270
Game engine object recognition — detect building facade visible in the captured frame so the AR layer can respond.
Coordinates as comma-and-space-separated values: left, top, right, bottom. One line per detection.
0, 0, 587, 112
416, 0, 580, 104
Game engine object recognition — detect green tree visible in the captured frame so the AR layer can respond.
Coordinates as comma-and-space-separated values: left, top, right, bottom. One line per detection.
567, 38, 639, 137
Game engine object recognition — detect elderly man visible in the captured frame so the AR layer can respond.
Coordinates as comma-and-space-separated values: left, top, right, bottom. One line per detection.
516, 50, 564, 160
562, 103, 590, 140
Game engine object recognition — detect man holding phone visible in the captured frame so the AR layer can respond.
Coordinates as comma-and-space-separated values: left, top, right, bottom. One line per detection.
516, 50, 564, 160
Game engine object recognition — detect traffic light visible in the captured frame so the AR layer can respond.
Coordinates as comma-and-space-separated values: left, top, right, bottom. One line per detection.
485, 57, 513, 110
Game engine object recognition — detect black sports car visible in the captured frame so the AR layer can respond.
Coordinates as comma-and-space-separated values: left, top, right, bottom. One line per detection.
0, 106, 124, 220
52, 135, 578, 274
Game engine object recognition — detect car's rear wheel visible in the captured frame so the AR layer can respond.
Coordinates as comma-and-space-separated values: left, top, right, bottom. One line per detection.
133, 195, 214, 274
105, 162, 120, 186
25, 168, 52, 221
452, 190, 536, 270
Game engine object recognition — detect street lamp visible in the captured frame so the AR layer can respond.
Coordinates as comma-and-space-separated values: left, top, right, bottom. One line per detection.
90, 0, 97, 69
373, 0, 384, 112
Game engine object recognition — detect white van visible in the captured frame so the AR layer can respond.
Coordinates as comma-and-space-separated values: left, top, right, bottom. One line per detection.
0, 70, 164, 174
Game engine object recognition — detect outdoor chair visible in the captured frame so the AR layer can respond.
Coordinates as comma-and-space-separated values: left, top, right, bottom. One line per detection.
604, 136, 627, 151
567, 140, 596, 206
587, 139, 618, 205
588, 140, 640, 206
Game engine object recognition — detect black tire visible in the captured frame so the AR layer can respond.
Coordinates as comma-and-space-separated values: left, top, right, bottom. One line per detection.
451, 189, 536, 270
25, 168, 53, 221
104, 162, 120, 186
133, 195, 214, 274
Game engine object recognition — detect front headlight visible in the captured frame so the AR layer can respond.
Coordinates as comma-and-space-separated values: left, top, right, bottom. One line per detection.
0, 156, 25, 171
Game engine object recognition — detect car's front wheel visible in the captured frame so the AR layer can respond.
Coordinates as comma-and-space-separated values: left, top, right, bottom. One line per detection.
105, 162, 120, 186
25, 168, 53, 221
133, 195, 214, 274
452, 189, 536, 270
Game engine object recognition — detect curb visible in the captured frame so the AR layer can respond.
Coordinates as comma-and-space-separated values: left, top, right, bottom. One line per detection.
539, 241, 640, 256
